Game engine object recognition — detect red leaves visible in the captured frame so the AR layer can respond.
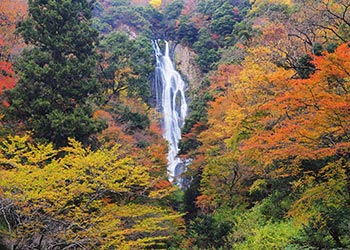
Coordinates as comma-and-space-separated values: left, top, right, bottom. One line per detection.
0, 61, 16, 93
0, 0, 26, 95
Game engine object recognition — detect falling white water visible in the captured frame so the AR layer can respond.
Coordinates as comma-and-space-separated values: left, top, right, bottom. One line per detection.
152, 40, 188, 184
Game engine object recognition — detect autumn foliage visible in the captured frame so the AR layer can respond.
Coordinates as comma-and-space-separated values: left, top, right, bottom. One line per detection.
0, 0, 26, 95
0, 0, 27, 56
243, 44, 350, 167
190, 41, 350, 247
0, 60, 16, 94
0, 135, 183, 249
1, 0, 350, 249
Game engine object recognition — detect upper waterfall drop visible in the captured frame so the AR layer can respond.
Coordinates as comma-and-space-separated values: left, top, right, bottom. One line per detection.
152, 40, 188, 184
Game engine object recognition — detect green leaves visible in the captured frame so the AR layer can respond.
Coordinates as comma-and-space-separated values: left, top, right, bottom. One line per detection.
5, 0, 103, 146
98, 31, 153, 102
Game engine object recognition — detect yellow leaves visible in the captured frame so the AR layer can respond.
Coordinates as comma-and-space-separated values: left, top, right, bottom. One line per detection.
270, 0, 292, 5
249, 179, 268, 195
0, 135, 183, 248
24, 143, 57, 165
60, 137, 86, 156
289, 159, 349, 225
0, 134, 30, 161
114, 66, 139, 97
120, 95, 149, 115
89, 203, 182, 249
149, 0, 162, 9
249, 0, 292, 16
59, 141, 151, 195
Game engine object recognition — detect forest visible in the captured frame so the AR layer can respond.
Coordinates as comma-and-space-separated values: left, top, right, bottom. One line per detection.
0, 0, 349, 249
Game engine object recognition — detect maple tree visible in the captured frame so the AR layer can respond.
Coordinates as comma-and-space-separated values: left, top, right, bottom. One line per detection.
250, 43, 350, 247
192, 46, 295, 210
190, 42, 350, 247
242, 43, 350, 173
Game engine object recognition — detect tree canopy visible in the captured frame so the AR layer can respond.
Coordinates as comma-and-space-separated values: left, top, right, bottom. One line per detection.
1, 0, 350, 249
4, 0, 103, 146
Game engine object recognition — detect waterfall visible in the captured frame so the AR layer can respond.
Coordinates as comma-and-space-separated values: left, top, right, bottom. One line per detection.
152, 40, 188, 184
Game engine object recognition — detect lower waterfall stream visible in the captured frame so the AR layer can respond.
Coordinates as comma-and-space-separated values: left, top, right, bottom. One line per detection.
152, 40, 188, 185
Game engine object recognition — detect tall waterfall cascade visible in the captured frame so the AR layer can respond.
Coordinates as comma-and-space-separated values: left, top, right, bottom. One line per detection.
152, 40, 188, 184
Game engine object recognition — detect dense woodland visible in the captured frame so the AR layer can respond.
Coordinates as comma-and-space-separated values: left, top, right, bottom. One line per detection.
0, 0, 349, 249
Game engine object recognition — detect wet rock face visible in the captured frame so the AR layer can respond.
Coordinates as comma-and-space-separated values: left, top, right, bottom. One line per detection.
174, 44, 202, 90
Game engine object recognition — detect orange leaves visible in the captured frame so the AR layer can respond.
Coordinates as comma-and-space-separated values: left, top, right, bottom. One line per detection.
312, 43, 350, 93
192, 42, 350, 212
241, 43, 350, 169
0, 0, 27, 21
154, 179, 172, 189
0, 0, 27, 56
93, 109, 113, 122
196, 194, 213, 213
209, 64, 242, 94
150, 179, 177, 198
100, 124, 136, 147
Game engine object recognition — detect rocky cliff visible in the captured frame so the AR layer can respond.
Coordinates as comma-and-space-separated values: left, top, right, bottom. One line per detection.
174, 44, 202, 90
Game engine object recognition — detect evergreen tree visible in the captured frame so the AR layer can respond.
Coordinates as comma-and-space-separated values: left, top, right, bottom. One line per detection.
5, 0, 103, 146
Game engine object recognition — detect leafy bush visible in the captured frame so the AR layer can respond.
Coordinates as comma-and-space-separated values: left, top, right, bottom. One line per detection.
226, 204, 300, 249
